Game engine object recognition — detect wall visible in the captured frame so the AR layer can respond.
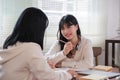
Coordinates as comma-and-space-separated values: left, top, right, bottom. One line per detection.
98, 0, 120, 65
0, 0, 33, 47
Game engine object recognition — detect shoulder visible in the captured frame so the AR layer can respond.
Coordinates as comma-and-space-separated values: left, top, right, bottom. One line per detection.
7, 42, 41, 52
22, 42, 40, 48
19, 42, 43, 59
81, 36, 92, 44
11, 42, 42, 55
21, 42, 42, 52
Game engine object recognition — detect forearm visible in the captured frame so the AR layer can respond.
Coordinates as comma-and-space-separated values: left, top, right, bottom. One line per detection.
46, 51, 66, 64
61, 58, 94, 70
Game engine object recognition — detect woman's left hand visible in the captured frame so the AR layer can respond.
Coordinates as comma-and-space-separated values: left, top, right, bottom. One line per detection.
55, 61, 62, 68
47, 60, 55, 69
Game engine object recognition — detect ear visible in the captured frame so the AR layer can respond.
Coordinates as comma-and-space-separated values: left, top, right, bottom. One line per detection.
75, 25, 78, 31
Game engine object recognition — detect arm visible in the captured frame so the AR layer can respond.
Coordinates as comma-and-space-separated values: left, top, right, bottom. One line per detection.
45, 42, 66, 64
27, 44, 72, 80
61, 39, 94, 70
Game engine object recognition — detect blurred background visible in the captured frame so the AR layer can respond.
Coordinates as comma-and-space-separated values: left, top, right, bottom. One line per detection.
0, 0, 120, 66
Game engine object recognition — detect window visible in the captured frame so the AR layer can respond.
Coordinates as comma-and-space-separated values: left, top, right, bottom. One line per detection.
38, 0, 76, 51
0, 0, 107, 52
37, 0, 106, 52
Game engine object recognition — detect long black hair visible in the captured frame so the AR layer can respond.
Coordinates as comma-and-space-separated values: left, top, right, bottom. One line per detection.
3, 7, 48, 49
57, 14, 81, 51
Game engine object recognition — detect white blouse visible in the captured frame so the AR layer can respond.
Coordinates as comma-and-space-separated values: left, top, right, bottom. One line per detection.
45, 36, 94, 70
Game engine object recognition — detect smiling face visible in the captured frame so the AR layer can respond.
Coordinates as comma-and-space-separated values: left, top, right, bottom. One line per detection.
61, 24, 78, 40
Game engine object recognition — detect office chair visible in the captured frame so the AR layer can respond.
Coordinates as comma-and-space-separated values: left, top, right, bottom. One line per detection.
92, 47, 102, 65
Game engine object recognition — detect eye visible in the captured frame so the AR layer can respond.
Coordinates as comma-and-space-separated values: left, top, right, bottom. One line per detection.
67, 26, 70, 28
61, 27, 64, 30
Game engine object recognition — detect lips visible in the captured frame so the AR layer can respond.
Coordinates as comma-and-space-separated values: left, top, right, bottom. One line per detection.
64, 33, 72, 39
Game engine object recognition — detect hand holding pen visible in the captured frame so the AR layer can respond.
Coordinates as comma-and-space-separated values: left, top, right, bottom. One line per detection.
58, 39, 73, 55
63, 42, 73, 55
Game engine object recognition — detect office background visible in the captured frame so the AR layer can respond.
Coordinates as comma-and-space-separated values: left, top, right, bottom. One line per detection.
0, 0, 120, 66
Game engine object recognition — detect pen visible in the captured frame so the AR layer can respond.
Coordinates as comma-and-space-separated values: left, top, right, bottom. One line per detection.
58, 39, 66, 43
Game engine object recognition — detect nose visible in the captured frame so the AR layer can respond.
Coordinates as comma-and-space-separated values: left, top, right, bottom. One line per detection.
63, 28, 69, 34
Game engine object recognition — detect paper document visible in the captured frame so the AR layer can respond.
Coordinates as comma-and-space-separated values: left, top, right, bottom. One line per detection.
54, 68, 69, 71
92, 65, 113, 71
81, 74, 108, 80
76, 70, 120, 78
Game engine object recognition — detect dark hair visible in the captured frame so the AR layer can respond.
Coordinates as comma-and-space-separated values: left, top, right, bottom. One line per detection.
57, 14, 81, 50
3, 7, 48, 49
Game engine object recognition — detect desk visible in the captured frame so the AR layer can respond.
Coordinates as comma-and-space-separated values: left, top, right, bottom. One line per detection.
78, 68, 120, 80
105, 36, 120, 66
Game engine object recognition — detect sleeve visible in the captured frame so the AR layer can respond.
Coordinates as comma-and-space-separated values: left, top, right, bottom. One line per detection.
45, 42, 66, 64
27, 45, 72, 80
61, 39, 94, 70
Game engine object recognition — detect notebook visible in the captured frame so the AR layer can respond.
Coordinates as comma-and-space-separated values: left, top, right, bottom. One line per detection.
92, 65, 113, 71
76, 69, 120, 78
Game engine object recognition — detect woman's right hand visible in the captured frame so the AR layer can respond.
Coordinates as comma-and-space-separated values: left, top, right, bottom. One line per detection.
67, 70, 78, 78
63, 42, 73, 55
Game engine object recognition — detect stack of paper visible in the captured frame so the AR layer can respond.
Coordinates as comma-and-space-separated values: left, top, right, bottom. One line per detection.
92, 65, 113, 71
81, 74, 108, 80
76, 69, 120, 78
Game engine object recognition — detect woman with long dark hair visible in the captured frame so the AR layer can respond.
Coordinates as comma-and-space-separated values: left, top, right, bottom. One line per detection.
46, 14, 94, 70
0, 8, 77, 80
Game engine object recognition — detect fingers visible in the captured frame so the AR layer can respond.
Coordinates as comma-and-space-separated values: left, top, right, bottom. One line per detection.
66, 42, 73, 49
67, 70, 78, 77
47, 60, 55, 69
55, 61, 62, 68
63, 42, 73, 55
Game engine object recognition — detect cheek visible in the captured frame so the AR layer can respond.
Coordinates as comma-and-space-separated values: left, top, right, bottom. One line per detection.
61, 28, 72, 35
72, 28, 78, 33
61, 30, 65, 35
